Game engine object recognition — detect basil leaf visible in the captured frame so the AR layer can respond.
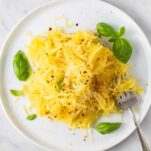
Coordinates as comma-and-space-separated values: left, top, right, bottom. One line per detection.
117, 26, 125, 37
13, 50, 31, 81
94, 122, 121, 134
113, 38, 132, 63
26, 114, 37, 120
96, 22, 117, 37
57, 77, 64, 91
10, 89, 24, 96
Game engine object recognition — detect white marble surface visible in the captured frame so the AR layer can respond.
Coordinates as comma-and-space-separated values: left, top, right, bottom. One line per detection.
0, 0, 151, 151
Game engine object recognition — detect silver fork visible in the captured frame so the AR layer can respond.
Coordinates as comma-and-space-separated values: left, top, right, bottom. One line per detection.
117, 91, 151, 151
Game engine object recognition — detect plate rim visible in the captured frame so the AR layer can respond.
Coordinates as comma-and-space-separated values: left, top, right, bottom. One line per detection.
0, 0, 151, 150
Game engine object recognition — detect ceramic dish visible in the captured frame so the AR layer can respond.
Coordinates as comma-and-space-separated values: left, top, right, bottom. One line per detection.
0, 0, 151, 150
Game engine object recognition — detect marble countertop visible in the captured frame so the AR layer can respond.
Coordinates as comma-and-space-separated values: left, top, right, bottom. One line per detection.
0, 0, 151, 151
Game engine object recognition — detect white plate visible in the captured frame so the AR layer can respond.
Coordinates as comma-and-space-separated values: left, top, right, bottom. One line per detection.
0, 0, 151, 150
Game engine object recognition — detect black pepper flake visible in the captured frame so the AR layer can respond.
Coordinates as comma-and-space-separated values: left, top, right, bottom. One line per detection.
51, 75, 54, 78
46, 80, 50, 83
83, 138, 86, 141
95, 106, 98, 110
46, 111, 50, 114
68, 102, 70, 105
76, 23, 79, 26
54, 115, 57, 118
75, 108, 78, 111
82, 114, 84, 116
49, 27, 52, 31
83, 71, 87, 74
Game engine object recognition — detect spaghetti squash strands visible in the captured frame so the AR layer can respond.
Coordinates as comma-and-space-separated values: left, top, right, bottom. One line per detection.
22, 28, 142, 128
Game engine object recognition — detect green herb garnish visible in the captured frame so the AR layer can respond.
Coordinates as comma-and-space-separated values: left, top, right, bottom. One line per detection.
13, 50, 31, 81
26, 114, 37, 120
57, 77, 64, 91
113, 38, 132, 63
117, 26, 126, 37
96, 22, 132, 63
96, 22, 117, 38
94, 122, 121, 134
10, 89, 24, 96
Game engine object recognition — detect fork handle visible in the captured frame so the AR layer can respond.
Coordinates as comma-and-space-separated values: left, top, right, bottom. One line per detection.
130, 108, 151, 151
